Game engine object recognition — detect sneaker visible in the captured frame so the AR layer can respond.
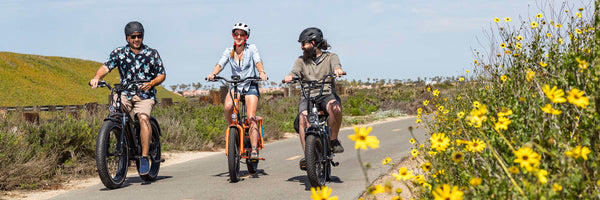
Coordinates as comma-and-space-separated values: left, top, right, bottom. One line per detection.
250, 150, 259, 160
139, 156, 150, 175
299, 158, 307, 171
332, 139, 344, 153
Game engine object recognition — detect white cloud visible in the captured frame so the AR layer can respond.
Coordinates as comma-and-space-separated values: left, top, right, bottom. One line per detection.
368, 2, 384, 14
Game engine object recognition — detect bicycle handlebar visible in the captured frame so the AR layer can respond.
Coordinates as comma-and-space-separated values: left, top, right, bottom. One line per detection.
282, 72, 346, 84
89, 79, 151, 92
206, 76, 262, 84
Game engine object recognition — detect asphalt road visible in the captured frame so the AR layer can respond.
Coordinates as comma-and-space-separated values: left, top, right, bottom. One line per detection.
51, 117, 426, 200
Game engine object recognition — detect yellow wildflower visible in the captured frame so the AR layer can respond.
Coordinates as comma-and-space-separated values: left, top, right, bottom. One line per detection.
539, 61, 547, 67
494, 117, 511, 132
409, 138, 415, 144
513, 147, 541, 172
348, 126, 379, 150
457, 112, 465, 118
465, 139, 486, 153
459, 77, 464, 82
537, 169, 548, 184
516, 35, 523, 41
393, 167, 413, 181
565, 145, 592, 160
500, 43, 506, 48
555, 23, 562, 28
311, 186, 338, 200
382, 157, 392, 165
411, 149, 419, 157
542, 85, 566, 103
451, 151, 464, 163
469, 178, 482, 186
504, 17, 511, 22
509, 166, 520, 174
553, 183, 563, 192
531, 21, 538, 28
541, 104, 562, 115
368, 184, 385, 195
433, 89, 440, 96
466, 104, 488, 128
430, 133, 451, 152
546, 33, 552, 38
576, 29, 582, 34
576, 12, 582, 18
494, 17, 500, 23
567, 88, 589, 108
576, 58, 588, 69
500, 75, 507, 82
536, 13, 543, 18
421, 162, 432, 172
432, 184, 464, 200
423, 100, 430, 106
526, 69, 535, 81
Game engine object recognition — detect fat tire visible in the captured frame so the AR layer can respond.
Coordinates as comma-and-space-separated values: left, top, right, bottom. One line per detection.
305, 134, 326, 187
137, 120, 161, 181
228, 128, 241, 182
95, 121, 129, 189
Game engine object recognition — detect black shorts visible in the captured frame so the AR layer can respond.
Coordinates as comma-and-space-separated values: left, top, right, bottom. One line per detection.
298, 93, 341, 113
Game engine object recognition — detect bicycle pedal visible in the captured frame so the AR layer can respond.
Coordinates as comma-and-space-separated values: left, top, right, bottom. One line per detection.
332, 161, 339, 167
300, 165, 307, 171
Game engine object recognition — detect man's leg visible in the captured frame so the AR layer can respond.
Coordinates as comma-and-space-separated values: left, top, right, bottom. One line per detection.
325, 96, 344, 153
133, 96, 155, 175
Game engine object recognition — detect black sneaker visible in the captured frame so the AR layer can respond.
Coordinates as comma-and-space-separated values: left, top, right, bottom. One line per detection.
332, 139, 344, 153
299, 158, 306, 171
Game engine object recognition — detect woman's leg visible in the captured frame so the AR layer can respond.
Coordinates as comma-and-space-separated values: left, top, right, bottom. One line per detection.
245, 94, 259, 153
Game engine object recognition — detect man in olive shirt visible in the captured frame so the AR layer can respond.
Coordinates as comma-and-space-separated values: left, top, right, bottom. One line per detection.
283, 27, 346, 169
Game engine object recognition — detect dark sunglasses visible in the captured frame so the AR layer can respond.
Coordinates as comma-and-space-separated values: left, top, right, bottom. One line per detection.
233, 33, 247, 37
129, 34, 144, 39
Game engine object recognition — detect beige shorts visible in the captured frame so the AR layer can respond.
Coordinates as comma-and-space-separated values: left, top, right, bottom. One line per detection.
115, 94, 156, 116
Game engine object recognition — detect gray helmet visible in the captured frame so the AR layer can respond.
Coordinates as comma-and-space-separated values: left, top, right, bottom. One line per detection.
124, 21, 144, 36
298, 27, 323, 43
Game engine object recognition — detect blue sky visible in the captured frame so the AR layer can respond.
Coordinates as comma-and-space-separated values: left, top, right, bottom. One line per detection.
0, 0, 590, 88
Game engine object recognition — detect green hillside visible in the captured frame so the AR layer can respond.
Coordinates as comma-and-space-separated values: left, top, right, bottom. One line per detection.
0, 52, 186, 107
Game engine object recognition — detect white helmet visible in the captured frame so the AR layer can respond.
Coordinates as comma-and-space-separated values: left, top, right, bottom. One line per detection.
232, 22, 250, 35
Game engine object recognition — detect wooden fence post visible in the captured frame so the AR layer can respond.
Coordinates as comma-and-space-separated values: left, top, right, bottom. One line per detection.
22, 112, 39, 124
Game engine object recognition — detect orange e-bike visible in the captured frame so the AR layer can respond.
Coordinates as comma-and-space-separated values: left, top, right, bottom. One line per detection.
208, 75, 265, 182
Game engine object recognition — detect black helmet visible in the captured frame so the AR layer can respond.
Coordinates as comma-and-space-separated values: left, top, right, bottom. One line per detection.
124, 21, 144, 36
298, 27, 323, 43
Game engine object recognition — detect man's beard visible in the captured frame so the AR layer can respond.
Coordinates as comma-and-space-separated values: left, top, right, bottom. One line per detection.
302, 47, 316, 63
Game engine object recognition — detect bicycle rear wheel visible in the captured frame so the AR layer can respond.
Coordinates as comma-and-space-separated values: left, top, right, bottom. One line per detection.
228, 128, 241, 182
305, 134, 327, 187
137, 120, 161, 181
96, 121, 129, 189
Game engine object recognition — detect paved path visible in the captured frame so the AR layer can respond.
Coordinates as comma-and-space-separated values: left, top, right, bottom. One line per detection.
51, 117, 426, 200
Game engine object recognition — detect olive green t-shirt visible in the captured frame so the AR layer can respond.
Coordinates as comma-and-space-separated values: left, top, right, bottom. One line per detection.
288, 52, 342, 95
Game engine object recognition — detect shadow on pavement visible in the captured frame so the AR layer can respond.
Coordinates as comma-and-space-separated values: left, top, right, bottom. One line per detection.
98, 175, 173, 191
286, 175, 343, 190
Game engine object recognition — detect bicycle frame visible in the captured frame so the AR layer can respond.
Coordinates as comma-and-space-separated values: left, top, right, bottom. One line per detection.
210, 76, 264, 159
98, 80, 161, 160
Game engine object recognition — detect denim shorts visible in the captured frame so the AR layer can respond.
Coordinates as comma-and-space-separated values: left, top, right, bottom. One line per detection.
242, 82, 260, 97
298, 93, 340, 113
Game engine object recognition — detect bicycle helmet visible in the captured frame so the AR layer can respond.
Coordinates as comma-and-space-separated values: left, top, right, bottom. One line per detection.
124, 21, 144, 36
298, 27, 323, 43
232, 22, 250, 36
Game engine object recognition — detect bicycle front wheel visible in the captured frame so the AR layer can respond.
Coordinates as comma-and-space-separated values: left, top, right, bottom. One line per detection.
95, 121, 129, 189
305, 134, 327, 187
228, 128, 241, 182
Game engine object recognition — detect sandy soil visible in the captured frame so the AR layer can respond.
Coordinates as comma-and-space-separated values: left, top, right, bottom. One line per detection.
3, 115, 413, 200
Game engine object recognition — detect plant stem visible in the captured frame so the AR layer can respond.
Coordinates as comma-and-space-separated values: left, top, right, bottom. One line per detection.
357, 149, 370, 188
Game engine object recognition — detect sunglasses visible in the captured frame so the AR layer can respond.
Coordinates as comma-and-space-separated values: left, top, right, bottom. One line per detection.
129, 34, 144, 39
233, 33, 247, 37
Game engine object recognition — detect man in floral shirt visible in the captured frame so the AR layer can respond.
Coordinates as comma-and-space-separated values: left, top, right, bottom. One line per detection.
89, 21, 166, 175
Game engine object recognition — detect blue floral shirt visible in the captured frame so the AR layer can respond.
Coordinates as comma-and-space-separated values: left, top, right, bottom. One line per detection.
103, 44, 166, 100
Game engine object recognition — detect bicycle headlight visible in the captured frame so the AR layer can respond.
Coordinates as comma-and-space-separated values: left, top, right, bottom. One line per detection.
231, 113, 237, 119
